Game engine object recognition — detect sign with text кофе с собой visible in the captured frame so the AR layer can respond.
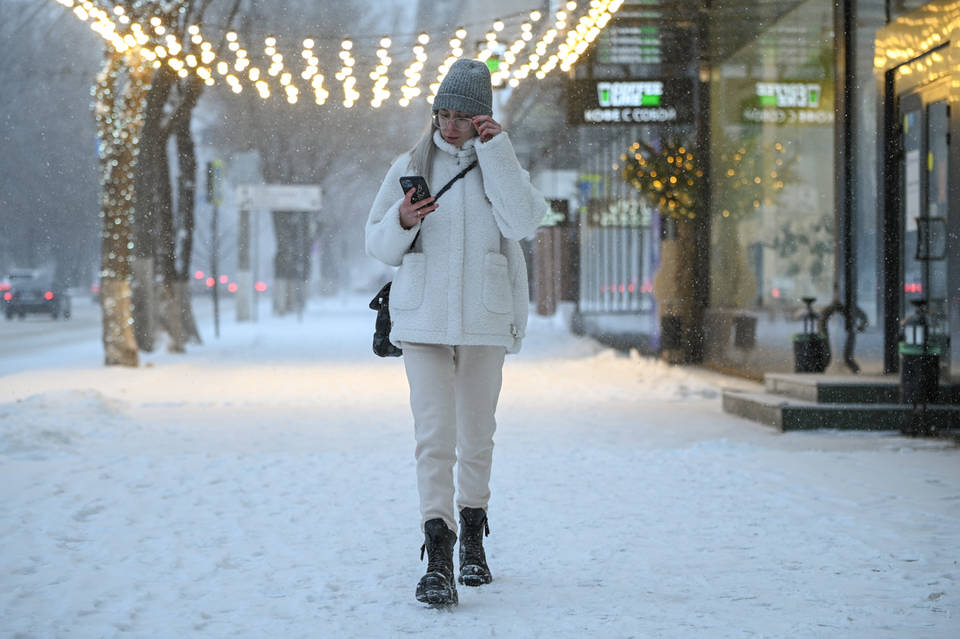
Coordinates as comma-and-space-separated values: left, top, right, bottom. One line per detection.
567, 78, 695, 126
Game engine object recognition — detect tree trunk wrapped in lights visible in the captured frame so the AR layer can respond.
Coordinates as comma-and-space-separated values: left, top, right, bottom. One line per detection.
621, 138, 702, 362
620, 135, 793, 360
94, 50, 155, 367
83, 0, 238, 361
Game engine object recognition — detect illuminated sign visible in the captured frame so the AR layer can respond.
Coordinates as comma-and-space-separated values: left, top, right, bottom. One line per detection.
585, 198, 653, 228
740, 82, 833, 125
597, 81, 664, 107
742, 108, 834, 124
569, 78, 694, 125
583, 107, 679, 123
755, 82, 821, 108
595, 25, 662, 65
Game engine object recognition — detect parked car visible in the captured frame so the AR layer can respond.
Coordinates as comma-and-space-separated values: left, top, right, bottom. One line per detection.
2, 270, 71, 320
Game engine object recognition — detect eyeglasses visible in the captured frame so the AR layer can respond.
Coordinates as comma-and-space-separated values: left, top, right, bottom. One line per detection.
434, 113, 473, 132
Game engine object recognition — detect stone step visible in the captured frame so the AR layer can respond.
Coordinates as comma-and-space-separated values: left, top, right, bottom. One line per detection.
764, 373, 959, 404
721, 388, 960, 432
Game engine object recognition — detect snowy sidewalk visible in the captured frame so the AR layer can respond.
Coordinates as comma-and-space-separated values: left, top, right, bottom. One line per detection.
1, 297, 958, 638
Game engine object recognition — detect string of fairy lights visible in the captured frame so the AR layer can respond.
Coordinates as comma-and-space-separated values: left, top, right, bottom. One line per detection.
52, 0, 624, 109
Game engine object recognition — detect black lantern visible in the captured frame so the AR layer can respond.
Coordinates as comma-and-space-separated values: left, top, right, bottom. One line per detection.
901, 299, 930, 349
792, 297, 829, 373
899, 299, 943, 435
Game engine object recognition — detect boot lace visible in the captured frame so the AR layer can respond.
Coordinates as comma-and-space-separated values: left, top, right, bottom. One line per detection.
460, 517, 490, 562
420, 542, 448, 573
420, 526, 457, 573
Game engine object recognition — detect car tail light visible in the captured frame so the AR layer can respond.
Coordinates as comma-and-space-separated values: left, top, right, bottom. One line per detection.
3, 292, 10, 301
45, 291, 54, 300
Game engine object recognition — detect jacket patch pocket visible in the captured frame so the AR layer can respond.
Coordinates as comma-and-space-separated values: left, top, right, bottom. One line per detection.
481, 252, 512, 314
390, 253, 426, 310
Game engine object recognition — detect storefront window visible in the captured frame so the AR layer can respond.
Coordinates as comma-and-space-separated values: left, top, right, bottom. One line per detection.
576, 124, 663, 322
854, 1, 886, 329
887, 0, 931, 20
709, 0, 836, 317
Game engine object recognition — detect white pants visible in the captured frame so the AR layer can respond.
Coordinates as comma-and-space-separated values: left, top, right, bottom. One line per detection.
402, 343, 506, 533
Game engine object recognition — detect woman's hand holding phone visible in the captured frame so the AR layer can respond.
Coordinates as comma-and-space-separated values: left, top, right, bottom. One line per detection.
399, 187, 437, 230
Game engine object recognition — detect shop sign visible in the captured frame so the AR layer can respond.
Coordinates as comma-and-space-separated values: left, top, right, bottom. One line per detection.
569, 78, 694, 125
585, 198, 653, 228
593, 24, 662, 65
741, 82, 834, 125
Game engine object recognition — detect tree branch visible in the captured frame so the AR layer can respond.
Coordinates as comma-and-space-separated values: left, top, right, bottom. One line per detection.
215, 0, 244, 58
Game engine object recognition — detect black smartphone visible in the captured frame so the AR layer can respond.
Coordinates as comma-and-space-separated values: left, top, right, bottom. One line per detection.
399, 175, 431, 204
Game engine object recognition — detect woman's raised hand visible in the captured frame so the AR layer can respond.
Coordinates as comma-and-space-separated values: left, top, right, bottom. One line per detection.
471, 115, 502, 142
399, 188, 438, 230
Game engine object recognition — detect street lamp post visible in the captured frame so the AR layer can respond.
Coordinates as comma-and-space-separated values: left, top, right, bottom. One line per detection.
899, 299, 943, 435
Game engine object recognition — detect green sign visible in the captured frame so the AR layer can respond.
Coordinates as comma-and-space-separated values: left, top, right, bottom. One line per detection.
569, 78, 694, 125
740, 82, 832, 125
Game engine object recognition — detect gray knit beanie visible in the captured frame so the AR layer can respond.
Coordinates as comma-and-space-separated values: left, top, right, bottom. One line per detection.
433, 59, 493, 116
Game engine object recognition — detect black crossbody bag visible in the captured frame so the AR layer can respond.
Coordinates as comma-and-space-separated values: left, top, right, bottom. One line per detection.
369, 160, 478, 357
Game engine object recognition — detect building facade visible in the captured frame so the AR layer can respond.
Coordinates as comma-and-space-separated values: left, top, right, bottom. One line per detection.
512, 0, 958, 382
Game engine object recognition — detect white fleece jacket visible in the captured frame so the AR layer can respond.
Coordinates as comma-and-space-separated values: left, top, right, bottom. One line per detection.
365, 130, 546, 353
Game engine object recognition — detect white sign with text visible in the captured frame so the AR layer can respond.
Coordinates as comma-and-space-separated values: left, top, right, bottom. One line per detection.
236, 184, 323, 211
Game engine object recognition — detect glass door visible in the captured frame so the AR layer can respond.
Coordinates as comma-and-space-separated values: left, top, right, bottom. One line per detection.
900, 96, 923, 309
899, 87, 951, 375
926, 100, 951, 374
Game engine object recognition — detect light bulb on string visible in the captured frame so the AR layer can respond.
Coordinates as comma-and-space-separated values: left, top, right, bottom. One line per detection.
56, 1, 622, 112
493, 16, 537, 86
338, 40, 359, 106
430, 26, 468, 103
399, 33, 429, 106
478, 16, 502, 66
370, 35, 393, 106
301, 37, 319, 82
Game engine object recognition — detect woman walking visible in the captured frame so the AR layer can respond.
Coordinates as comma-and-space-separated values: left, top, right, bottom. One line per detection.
365, 59, 546, 606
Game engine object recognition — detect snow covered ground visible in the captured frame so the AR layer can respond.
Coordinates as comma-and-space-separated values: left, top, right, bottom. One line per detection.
1, 296, 958, 638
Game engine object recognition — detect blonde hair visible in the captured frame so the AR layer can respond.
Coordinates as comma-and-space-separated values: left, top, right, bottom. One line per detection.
406, 120, 436, 182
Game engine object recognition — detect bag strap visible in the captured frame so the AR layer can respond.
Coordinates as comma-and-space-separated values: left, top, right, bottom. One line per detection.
433, 159, 478, 201
411, 159, 478, 245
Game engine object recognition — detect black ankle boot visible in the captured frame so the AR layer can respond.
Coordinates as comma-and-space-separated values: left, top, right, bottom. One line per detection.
416, 518, 458, 606
458, 507, 492, 586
